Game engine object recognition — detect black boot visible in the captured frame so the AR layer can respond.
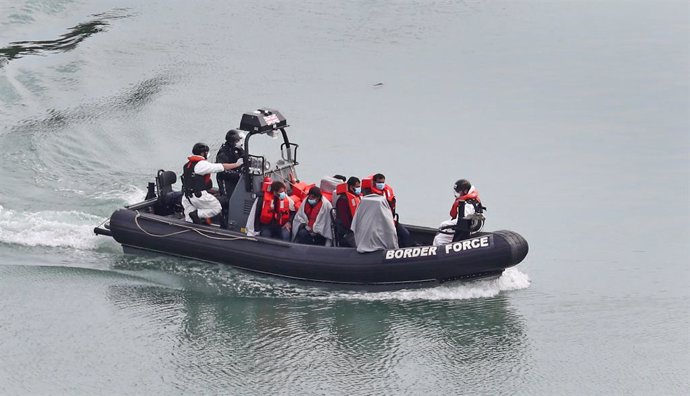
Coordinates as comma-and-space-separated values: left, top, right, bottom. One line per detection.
188, 210, 203, 224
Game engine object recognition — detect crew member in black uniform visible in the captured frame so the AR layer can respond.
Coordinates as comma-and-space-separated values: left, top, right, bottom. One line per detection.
215, 129, 246, 198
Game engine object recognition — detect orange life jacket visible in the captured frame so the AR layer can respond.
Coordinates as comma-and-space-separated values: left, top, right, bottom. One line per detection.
335, 183, 361, 217
450, 190, 482, 219
304, 199, 323, 228
259, 192, 291, 225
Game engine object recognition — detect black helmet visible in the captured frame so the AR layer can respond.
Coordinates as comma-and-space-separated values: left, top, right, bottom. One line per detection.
453, 179, 471, 193
192, 142, 210, 155
225, 129, 242, 144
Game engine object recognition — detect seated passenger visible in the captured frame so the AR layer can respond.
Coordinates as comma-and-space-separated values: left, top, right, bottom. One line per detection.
292, 186, 333, 245
433, 179, 486, 245
246, 181, 296, 241
334, 176, 361, 247
351, 194, 398, 253
368, 173, 413, 248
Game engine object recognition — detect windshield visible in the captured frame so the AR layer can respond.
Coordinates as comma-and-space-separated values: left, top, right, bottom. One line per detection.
245, 132, 300, 192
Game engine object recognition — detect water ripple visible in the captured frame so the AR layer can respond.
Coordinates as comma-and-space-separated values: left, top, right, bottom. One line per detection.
0, 9, 131, 67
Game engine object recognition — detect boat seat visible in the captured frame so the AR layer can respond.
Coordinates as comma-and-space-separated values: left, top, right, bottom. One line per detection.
154, 170, 182, 216
156, 170, 177, 196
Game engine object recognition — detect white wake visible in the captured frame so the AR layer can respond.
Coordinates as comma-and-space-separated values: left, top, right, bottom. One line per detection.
0, 204, 107, 250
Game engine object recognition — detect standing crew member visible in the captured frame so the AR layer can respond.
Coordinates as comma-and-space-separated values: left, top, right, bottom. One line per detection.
182, 142, 243, 224
215, 129, 246, 198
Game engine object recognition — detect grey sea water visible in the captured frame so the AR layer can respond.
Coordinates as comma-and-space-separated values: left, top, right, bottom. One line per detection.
0, 0, 688, 394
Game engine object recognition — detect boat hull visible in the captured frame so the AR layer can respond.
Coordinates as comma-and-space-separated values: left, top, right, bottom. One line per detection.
107, 209, 529, 287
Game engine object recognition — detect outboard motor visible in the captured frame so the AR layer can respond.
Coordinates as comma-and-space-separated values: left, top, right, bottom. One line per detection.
145, 182, 156, 200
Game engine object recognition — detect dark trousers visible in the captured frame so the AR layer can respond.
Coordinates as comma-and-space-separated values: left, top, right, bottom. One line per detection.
338, 232, 355, 248
260, 224, 291, 241
295, 225, 326, 245
217, 173, 240, 199
396, 222, 414, 248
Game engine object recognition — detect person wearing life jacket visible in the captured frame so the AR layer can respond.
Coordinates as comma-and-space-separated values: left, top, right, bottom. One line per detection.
334, 176, 361, 247
433, 179, 487, 245
181, 142, 244, 224
368, 173, 413, 248
370, 173, 396, 214
293, 186, 334, 245
250, 180, 296, 241
215, 129, 246, 199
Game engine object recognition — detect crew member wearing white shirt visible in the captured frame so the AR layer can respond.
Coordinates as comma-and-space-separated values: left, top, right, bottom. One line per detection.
182, 142, 243, 224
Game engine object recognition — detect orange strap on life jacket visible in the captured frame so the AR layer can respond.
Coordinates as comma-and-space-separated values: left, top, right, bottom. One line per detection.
344, 191, 361, 217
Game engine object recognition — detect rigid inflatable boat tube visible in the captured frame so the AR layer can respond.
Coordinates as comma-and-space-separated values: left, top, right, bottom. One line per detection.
107, 208, 529, 286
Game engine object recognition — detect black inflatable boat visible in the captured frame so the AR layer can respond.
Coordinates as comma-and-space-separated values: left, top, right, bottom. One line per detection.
95, 108, 529, 288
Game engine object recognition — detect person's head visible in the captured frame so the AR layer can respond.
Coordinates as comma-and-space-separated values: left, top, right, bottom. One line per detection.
453, 179, 472, 197
347, 176, 361, 195
271, 181, 287, 199
192, 142, 210, 158
225, 129, 244, 147
307, 186, 322, 205
333, 174, 346, 182
373, 173, 386, 191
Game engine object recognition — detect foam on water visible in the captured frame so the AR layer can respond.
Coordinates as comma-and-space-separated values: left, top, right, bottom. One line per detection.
0, 204, 107, 249
88, 184, 146, 204
210, 265, 531, 301
324, 268, 531, 301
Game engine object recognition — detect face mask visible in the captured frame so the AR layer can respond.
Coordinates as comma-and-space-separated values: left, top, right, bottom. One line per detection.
375, 182, 385, 190
307, 198, 318, 205
354, 187, 361, 195
278, 192, 287, 199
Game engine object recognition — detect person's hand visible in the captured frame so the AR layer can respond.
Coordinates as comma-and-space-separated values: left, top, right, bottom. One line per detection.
235, 158, 244, 166
306, 225, 312, 232
283, 222, 292, 230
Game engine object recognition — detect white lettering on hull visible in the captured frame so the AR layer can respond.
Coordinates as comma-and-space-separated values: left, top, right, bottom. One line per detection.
385, 236, 491, 260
